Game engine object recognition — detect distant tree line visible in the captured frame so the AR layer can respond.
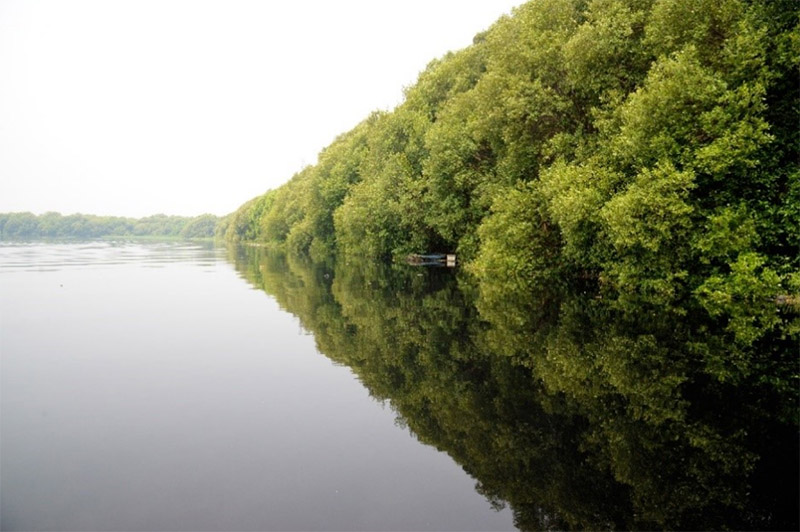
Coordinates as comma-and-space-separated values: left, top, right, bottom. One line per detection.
0, 211, 220, 240
223, 0, 798, 316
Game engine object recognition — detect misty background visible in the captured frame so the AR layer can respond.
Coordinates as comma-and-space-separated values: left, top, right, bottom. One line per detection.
0, 0, 521, 218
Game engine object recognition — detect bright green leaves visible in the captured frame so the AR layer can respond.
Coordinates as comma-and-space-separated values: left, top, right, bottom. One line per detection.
602, 42, 771, 188
600, 163, 694, 304
540, 159, 621, 265
597, 162, 695, 301
253, 168, 313, 246
696, 252, 784, 346
334, 107, 438, 259
691, 251, 798, 391
564, 0, 650, 98
608, 48, 726, 170
333, 174, 403, 258
422, 88, 492, 252
403, 43, 488, 122
300, 121, 371, 254
693, 205, 758, 265
644, 0, 746, 64
692, 82, 772, 177
601, 162, 695, 254
485, 0, 579, 86
538, 159, 695, 303
225, 191, 275, 242
471, 184, 563, 325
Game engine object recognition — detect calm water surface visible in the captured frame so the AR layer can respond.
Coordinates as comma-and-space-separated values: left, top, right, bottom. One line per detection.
0, 241, 515, 531
3, 241, 798, 531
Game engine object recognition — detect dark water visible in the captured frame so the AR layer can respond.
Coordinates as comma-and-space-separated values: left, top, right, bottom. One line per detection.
1, 242, 797, 531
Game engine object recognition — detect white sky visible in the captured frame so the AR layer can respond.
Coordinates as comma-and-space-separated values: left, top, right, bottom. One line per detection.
0, 0, 522, 218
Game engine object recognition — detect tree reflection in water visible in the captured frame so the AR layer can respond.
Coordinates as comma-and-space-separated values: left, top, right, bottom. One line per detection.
229, 245, 798, 531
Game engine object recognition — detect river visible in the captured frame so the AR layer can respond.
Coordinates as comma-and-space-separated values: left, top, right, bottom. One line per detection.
1, 241, 797, 530
0, 241, 514, 531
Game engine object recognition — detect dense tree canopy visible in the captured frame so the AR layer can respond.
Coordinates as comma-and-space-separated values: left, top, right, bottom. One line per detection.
225, 0, 798, 321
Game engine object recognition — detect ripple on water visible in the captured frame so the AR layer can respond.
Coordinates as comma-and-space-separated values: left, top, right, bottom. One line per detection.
0, 241, 225, 273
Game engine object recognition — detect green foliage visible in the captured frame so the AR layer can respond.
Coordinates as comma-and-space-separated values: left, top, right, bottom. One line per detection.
599, 162, 695, 301
693, 205, 759, 265
229, 0, 795, 284
224, 0, 797, 397
644, 0, 746, 65
0, 211, 218, 240
1, 212, 45, 238
472, 184, 562, 292
696, 252, 783, 346
334, 109, 434, 259
539, 159, 621, 266
179, 214, 219, 239
563, 0, 650, 98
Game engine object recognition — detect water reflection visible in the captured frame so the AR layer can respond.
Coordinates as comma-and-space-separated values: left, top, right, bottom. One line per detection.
0, 240, 223, 272
2, 241, 516, 531
230, 245, 799, 531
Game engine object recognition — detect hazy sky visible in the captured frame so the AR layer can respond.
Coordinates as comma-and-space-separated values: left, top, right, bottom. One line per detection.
0, 0, 522, 218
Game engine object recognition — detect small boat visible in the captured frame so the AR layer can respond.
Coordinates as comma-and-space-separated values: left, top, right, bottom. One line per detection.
405, 253, 456, 267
